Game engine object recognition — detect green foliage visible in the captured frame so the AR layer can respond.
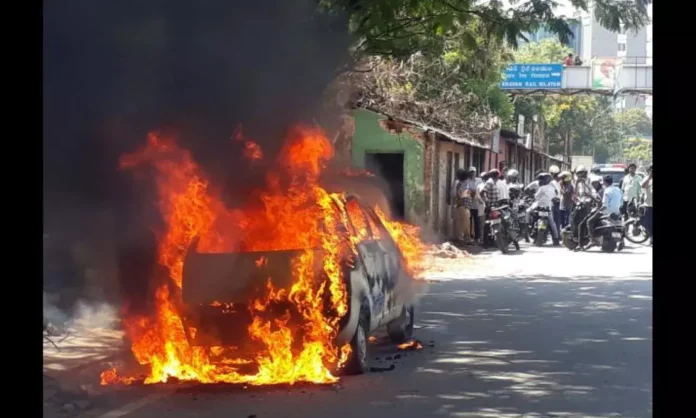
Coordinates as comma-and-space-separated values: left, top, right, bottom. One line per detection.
323, 0, 649, 58
623, 138, 652, 163
514, 38, 573, 64
351, 16, 514, 137
614, 108, 653, 137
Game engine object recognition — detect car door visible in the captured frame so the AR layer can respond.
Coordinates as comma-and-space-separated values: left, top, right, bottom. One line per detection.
344, 199, 390, 326
363, 208, 402, 325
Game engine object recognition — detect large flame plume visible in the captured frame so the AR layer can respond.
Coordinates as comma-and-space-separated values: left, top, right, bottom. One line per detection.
101, 124, 426, 386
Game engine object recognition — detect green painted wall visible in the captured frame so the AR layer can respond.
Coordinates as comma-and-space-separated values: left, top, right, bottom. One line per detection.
350, 109, 425, 221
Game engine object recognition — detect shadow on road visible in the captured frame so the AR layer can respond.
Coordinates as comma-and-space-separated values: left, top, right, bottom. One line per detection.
387, 274, 653, 418
87, 273, 652, 418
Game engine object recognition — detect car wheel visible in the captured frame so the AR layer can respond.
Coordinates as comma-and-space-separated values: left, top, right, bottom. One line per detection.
387, 305, 414, 344
342, 313, 369, 375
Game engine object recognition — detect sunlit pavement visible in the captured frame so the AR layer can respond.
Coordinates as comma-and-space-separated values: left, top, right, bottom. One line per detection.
77, 243, 652, 418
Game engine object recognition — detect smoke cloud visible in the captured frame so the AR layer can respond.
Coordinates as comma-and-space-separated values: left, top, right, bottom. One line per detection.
43, 0, 353, 312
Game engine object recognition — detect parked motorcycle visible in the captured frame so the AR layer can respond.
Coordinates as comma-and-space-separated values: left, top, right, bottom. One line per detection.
485, 201, 520, 254
623, 199, 649, 244
514, 196, 533, 243
529, 206, 552, 247
562, 196, 625, 253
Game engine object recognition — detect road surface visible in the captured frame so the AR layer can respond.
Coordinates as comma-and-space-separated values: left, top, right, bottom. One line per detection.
63, 243, 653, 418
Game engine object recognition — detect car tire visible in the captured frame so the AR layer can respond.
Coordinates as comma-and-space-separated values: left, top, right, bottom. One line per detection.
387, 305, 414, 344
342, 312, 369, 375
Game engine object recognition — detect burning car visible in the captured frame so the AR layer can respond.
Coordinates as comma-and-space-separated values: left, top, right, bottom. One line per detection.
181, 195, 417, 375
102, 125, 426, 386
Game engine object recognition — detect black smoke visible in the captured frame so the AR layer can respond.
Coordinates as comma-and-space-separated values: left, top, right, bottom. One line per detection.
43, 0, 353, 312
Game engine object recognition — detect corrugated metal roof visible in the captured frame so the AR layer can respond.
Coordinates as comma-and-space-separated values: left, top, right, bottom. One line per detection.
355, 106, 491, 149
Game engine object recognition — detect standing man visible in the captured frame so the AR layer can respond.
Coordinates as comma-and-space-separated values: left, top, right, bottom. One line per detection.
525, 169, 545, 196
454, 169, 474, 244
532, 173, 561, 246
564, 53, 574, 66
474, 171, 489, 245
559, 171, 574, 228
641, 165, 653, 246
470, 166, 483, 188
482, 169, 502, 206
549, 165, 562, 233
621, 163, 641, 218
573, 165, 594, 200
468, 167, 483, 244
497, 169, 510, 203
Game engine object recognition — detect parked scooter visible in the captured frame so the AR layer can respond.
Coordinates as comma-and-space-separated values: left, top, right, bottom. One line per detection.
561, 196, 625, 253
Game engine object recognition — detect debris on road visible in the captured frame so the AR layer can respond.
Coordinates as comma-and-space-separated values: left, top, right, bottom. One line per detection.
369, 364, 395, 373
428, 242, 470, 259
397, 340, 424, 351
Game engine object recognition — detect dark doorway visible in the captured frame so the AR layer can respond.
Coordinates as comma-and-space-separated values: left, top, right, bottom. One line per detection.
365, 153, 405, 220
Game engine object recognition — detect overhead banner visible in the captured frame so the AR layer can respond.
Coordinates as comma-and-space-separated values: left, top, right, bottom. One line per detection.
592, 58, 624, 90
501, 64, 563, 89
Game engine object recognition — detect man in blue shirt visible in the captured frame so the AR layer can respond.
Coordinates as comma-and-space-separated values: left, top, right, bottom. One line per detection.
601, 175, 623, 216
580, 175, 622, 251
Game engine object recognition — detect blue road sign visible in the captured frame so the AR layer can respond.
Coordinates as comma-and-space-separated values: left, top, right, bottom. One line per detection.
500, 64, 563, 89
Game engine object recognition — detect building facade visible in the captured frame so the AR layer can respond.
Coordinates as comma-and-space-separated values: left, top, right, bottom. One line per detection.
345, 108, 565, 240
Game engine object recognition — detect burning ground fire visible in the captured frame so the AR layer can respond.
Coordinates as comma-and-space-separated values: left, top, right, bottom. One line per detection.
101, 124, 427, 386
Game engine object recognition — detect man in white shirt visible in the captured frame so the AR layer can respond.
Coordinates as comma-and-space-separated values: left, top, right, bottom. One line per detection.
526, 173, 560, 245
621, 163, 641, 218
473, 171, 488, 244
496, 175, 510, 201
641, 165, 653, 246
549, 165, 562, 235
524, 170, 545, 196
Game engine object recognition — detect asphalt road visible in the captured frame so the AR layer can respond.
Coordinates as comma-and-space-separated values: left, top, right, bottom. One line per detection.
81, 243, 652, 418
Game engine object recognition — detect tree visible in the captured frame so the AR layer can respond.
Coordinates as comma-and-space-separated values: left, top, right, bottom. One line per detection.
323, 0, 649, 58
623, 138, 652, 164
614, 108, 652, 138
347, 17, 514, 139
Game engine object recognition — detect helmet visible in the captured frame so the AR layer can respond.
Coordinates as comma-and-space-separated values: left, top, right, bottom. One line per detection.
506, 169, 519, 178
589, 174, 602, 184
480, 171, 490, 180
575, 165, 587, 174
468, 166, 477, 173
559, 170, 572, 182
488, 169, 500, 178
537, 172, 551, 186
549, 165, 560, 175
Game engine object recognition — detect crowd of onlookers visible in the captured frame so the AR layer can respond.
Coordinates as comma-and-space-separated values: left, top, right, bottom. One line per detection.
449, 163, 653, 247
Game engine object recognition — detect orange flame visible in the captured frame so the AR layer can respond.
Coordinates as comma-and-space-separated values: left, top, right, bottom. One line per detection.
397, 340, 423, 350
102, 124, 425, 386
373, 207, 428, 278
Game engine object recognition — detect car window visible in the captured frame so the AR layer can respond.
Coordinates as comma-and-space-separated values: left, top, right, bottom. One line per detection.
344, 198, 376, 241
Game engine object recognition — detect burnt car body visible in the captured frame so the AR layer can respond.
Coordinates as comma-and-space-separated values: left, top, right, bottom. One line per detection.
180, 195, 418, 374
